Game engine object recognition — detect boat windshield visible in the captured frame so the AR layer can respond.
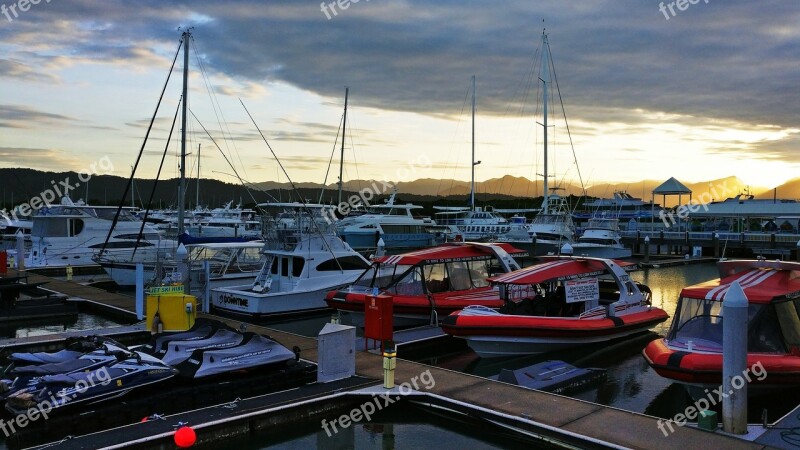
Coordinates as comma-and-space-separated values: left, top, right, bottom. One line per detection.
667, 297, 786, 353
351, 264, 413, 292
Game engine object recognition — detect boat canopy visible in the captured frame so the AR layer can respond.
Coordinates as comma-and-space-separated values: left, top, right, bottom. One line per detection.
680, 266, 800, 304
489, 258, 636, 285
375, 243, 526, 266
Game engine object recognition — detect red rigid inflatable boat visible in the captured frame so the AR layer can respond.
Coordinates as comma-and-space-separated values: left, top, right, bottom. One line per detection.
324, 242, 527, 327
441, 257, 669, 357
643, 259, 800, 390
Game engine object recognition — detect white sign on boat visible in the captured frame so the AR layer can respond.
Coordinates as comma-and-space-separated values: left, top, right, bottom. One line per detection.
565, 278, 599, 304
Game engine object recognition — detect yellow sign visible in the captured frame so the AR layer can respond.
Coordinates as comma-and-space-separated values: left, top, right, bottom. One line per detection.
147, 285, 184, 295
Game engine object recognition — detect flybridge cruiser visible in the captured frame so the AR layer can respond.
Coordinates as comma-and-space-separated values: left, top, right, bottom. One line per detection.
441, 257, 668, 358
498, 195, 576, 256
643, 259, 800, 392
335, 190, 436, 250
184, 201, 261, 239
25, 197, 169, 268
571, 217, 631, 259
211, 203, 370, 317
325, 242, 528, 327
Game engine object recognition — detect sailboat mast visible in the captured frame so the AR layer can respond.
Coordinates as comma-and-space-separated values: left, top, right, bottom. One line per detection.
471, 75, 476, 212
541, 32, 549, 215
196, 143, 201, 208
178, 30, 190, 236
337, 87, 349, 206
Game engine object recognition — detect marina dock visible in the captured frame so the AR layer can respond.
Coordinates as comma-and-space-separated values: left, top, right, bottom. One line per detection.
0, 271, 770, 449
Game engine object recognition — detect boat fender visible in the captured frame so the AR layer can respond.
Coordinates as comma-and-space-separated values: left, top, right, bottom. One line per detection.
293, 346, 301, 361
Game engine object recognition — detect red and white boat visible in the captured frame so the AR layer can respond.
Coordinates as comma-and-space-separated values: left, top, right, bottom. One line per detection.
324, 242, 527, 327
643, 259, 800, 390
441, 257, 669, 358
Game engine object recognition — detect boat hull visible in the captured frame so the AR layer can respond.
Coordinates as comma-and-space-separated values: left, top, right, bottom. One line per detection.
442, 308, 668, 358
211, 284, 348, 317
643, 338, 800, 388
570, 245, 632, 259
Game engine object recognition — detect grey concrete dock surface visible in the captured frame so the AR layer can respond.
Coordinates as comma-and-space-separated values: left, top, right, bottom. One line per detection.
2, 270, 774, 449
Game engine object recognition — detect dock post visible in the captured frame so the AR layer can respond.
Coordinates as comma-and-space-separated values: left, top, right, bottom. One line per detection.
714, 233, 720, 258
530, 232, 537, 256
135, 263, 144, 320
15, 230, 24, 270
644, 236, 650, 263
722, 281, 748, 434
203, 260, 211, 313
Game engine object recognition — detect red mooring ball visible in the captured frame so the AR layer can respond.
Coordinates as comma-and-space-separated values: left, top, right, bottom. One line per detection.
174, 426, 197, 448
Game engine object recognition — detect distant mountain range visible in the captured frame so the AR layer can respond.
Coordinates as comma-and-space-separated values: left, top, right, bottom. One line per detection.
255, 175, 776, 207
0, 168, 793, 210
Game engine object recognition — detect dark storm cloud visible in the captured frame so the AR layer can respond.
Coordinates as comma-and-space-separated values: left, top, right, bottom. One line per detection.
1, 0, 797, 133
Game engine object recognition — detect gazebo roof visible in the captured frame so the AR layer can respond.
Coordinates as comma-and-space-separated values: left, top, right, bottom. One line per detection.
652, 177, 692, 195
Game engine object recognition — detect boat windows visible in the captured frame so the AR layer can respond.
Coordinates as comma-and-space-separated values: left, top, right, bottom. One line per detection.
316, 256, 370, 272
447, 261, 472, 291
353, 264, 413, 290
68, 219, 84, 237
424, 264, 450, 293
281, 258, 289, 277
467, 260, 491, 288
668, 297, 787, 353
386, 267, 425, 296
32, 218, 69, 237
775, 299, 800, 351
292, 258, 305, 277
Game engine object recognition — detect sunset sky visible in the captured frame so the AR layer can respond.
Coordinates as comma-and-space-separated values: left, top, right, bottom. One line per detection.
1, 1, 798, 194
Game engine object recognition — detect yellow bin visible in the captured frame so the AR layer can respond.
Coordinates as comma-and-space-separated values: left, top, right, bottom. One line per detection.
146, 291, 197, 333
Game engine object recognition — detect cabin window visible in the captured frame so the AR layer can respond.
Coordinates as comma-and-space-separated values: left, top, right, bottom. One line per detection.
353, 264, 412, 290
467, 260, 491, 288
775, 300, 800, 351
33, 218, 69, 237
68, 219, 84, 237
446, 261, 472, 291
270, 257, 279, 275
423, 263, 449, 293
750, 303, 787, 353
292, 258, 305, 277
281, 258, 289, 276
386, 267, 425, 296
666, 297, 724, 349
316, 256, 370, 272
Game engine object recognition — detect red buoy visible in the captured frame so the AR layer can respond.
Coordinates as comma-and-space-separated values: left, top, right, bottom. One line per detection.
174, 426, 196, 448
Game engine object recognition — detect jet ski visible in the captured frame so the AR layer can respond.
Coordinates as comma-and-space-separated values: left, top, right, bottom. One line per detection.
5, 336, 123, 370
174, 333, 299, 379
139, 318, 235, 358
160, 328, 245, 366
5, 351, 177, 415
1, 342, 132, 400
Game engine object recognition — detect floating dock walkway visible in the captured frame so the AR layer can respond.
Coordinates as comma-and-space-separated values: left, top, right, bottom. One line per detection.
1, 270, 770, 450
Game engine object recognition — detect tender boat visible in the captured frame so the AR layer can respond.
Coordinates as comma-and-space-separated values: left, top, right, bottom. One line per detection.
325, 242, 527, 327
441, 257, 669, 357
211, 203, 370, 317
643, 259, 800, 391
